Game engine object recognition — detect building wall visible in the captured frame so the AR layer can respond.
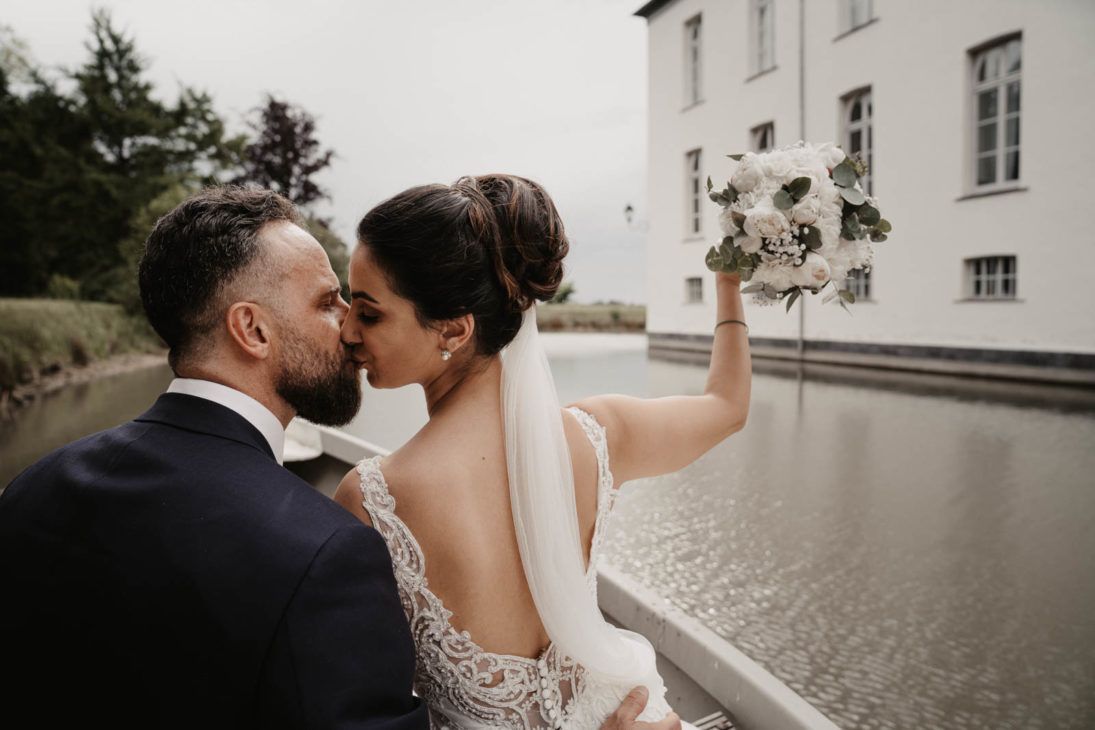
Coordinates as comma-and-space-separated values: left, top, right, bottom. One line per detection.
643, 0, 1095, 358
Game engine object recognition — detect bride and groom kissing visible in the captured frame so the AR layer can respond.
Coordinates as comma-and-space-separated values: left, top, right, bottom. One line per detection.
0, 176, 751, 729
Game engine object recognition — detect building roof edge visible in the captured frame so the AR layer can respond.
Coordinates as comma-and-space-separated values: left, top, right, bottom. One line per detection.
634, 0, 678, 19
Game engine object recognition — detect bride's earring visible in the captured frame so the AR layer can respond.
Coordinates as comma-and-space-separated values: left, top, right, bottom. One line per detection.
440, 349, 452, 361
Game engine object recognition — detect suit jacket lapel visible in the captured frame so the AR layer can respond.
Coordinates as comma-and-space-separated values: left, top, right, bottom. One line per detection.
135, 393, 278, 462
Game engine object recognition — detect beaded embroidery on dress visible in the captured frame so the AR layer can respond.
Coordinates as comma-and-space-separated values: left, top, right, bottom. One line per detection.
357, 407, 647, 729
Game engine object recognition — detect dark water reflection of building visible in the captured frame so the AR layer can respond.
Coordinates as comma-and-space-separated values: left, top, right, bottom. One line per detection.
2, 335, 1094, 728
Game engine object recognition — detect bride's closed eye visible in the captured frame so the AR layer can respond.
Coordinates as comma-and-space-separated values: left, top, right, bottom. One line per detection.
356, 307, 380, 325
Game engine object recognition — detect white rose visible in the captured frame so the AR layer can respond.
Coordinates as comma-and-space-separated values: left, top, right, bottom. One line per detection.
731, 156, 764, 193
718, 207, 739, 236
738, 235, 763, 254
761, 153, 794, 183
791, 195, 820, 225
791, 252, 832, 288
754, 261, 796, 292
819, 143, 846, 169
744, 205, 790, 239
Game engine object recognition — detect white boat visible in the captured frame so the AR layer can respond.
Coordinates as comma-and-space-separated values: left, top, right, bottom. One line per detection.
286, 425, 841, 730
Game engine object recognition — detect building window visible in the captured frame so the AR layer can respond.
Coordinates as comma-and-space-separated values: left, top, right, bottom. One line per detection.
685, 148, 703, 235
840, 0, 873, 32
965, 256, 1017, 299
971, 36, 1021, 188
842, 88, 872, 194
684, 14, 702, 106
846, 268, 871, 300
685, 277, 704, 304
750, 0, 775, 75
751, 121, 775, 152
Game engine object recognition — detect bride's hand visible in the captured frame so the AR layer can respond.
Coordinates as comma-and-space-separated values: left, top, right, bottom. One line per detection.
599, 687, 682, 730
716, 270, 741, 287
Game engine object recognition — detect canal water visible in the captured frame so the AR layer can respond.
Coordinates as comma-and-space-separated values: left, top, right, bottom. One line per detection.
2, 334, 1093, 729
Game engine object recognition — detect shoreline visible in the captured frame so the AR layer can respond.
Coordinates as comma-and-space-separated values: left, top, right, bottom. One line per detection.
1, 351, 168, 419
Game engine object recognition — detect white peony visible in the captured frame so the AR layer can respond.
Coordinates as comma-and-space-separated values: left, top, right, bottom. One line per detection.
731, 155, 764, 193
761, 153, 794, 183
818, 143, 846, 169
744, 205, 791, 239
754, 261, 797, 292
791, 252, 832, 288
791, 195, 820, 225
719, 207, 739, 236
737, 235, 763, 254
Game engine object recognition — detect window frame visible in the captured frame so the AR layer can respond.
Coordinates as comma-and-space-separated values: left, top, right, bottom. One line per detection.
684, 14, 703, 108
840, 0, 873, 33
685, 148, 703, 237
750, 121, 775, 152
841, 87, 873, 194
845, 268, 872, 301
749, 0, 776, 76
685, 276, 704, 304
963, 255, 1018, 300
968, 33, 1022, 193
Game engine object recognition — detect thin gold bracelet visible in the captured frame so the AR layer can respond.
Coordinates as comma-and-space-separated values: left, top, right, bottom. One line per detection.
715, 319, 749, 334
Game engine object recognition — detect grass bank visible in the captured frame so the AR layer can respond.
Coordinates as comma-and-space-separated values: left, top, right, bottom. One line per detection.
537, 303, 646, 332
0, 298, 163, 393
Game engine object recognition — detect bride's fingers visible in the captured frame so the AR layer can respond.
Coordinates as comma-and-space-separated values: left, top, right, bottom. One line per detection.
601, 686, 649, 728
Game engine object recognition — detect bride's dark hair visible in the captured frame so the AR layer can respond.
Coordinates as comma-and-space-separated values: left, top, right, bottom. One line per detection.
356, 174, 569, 355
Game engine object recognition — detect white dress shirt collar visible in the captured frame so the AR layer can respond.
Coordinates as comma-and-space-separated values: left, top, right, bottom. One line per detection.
167, 378, 286, 465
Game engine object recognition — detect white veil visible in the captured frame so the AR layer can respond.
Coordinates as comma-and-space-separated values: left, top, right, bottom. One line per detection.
501, 306, 668, 702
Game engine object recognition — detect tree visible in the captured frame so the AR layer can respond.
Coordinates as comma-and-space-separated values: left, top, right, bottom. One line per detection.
550, 281, 576, 304
232, 95, 334, 209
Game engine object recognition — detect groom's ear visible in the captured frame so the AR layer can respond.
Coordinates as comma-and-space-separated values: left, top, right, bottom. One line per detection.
225, 301, 273, 360
438, 314, 475, 354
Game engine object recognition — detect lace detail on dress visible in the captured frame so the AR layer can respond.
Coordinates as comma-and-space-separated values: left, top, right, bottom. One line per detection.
356, 407, 623, 730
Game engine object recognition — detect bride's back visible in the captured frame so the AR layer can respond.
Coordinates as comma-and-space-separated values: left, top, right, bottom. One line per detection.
377, 390, 601, 659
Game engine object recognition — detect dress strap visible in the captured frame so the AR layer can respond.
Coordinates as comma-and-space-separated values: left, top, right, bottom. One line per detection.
566, 407, 619, 589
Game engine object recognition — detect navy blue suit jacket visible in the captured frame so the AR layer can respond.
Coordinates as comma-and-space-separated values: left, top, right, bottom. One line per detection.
0, 393, 428, 729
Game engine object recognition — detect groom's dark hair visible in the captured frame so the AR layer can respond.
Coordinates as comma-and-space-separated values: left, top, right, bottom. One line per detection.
139, 186, 302, 371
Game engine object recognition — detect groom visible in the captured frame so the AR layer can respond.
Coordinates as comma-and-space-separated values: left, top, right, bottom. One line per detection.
0, 187, 677, 730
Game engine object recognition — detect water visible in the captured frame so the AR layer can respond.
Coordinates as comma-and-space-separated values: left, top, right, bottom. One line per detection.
3, 335, 1094, 728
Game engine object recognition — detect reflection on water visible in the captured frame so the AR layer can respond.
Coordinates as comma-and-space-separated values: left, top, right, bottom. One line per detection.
3, 335, 1094, 728
0, 365, 175, 486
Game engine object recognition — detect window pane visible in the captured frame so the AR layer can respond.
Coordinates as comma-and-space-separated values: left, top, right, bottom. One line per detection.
973, 275, 982, 296
1006, 40, 1021, 73
1007, 81, 1021, 113
978, 89, 998, 120
850, 129, 863, 153
850, 99, 862, 122
977, 155, 996, 185
976, 57, 987, 83
977, 122, 997, 153
1006, 116, 1019, 147
1005, 150, 1020, 181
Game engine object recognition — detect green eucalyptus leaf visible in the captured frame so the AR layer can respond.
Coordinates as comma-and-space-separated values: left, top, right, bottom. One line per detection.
728, 153, 745, 161
832, 160, 858, 187
706, 176, 713, 192
840, 186, 866, 206
870, 231, 889, 243
773, 189, 794, 210
705, 247, 723, 271
858, 205, 881, 226
708, 191, 723, 204
740, 267, 754, 282
787, 176, 812, 200
731, 210, 747, 228
719, 242, 734, 259
785, 287, 801, 312
801, 226, 822, 250
838, 289, 856, 304
763, 284, 779, 299
741, 282, 765, 294
878, 218, 892, 233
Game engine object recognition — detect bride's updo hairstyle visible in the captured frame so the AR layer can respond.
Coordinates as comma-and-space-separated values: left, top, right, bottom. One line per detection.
356, 174, 569, 356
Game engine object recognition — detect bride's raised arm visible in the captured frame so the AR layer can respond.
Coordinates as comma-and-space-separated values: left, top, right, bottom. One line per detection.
571, 271, 750, 486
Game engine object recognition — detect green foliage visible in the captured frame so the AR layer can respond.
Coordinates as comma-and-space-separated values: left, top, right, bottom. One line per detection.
45, 275, 81, 300
305, 217, 351, 299
550, 281, 577, 304
0, 298, 161, 391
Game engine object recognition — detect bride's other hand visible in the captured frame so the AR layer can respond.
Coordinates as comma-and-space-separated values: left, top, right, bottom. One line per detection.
600, 687, 682, 730
573, 272, 750, 486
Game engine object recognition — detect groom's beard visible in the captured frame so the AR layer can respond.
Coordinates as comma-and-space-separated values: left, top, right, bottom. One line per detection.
275, 330, 362, 427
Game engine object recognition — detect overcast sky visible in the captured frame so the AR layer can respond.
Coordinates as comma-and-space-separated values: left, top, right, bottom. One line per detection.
5, 0, 650, 303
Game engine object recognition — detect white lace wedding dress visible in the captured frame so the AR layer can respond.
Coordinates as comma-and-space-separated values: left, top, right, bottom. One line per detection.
355, 407, 677, 729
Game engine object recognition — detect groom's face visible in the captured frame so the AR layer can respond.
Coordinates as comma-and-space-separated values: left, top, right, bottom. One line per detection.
261, 222, 362, 425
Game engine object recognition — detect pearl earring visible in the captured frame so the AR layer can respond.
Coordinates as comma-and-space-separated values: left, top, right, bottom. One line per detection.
440, 349, 452, 361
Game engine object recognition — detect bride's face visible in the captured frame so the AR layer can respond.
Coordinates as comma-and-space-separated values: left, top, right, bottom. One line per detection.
341, 244, 444, 389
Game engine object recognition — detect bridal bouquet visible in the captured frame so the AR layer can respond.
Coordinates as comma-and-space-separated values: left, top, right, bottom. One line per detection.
703, 141, 892, 311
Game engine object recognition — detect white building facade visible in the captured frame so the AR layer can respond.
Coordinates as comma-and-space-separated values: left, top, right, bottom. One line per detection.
636, 0, 1095, 383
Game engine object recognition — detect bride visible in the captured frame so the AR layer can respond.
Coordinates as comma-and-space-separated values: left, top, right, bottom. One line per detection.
334, 174, 751, 729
